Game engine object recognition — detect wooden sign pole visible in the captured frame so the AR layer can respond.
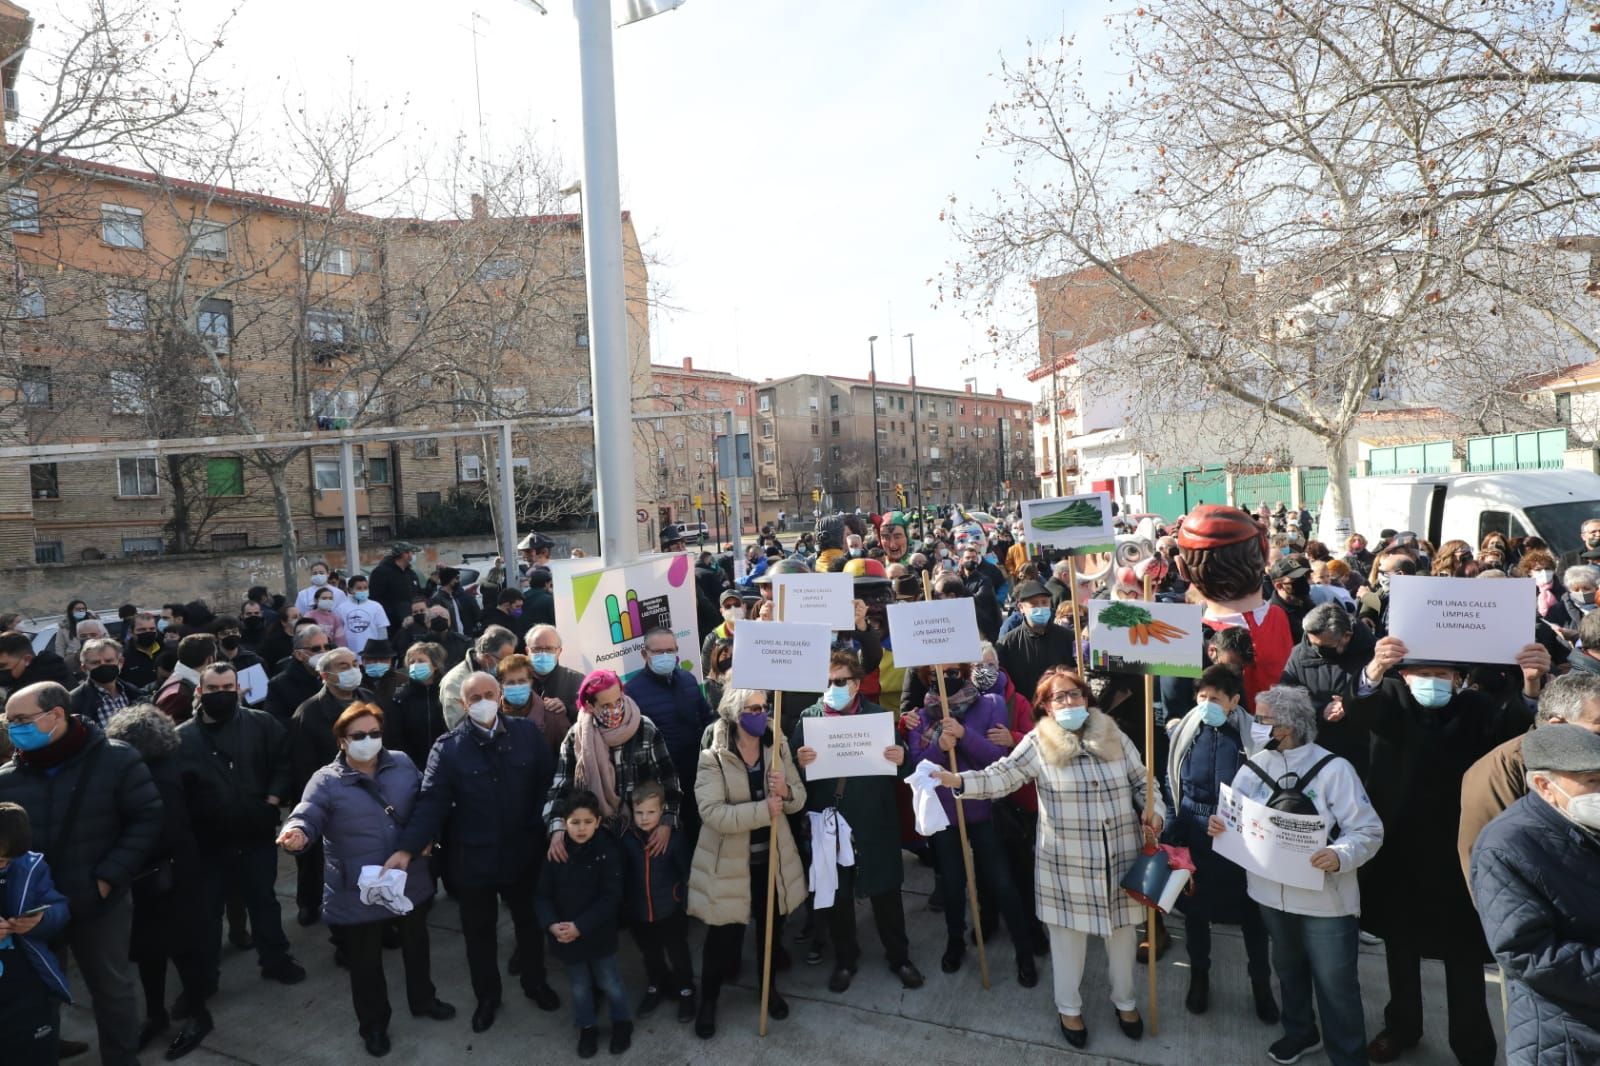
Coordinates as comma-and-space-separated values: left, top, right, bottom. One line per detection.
758, 585, 787, 1036
1141, 569, 1160, 1036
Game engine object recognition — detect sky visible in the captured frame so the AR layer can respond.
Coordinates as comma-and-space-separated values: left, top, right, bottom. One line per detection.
22, 0, 1112, 399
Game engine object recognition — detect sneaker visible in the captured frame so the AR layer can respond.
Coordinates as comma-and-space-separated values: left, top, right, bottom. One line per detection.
805, 942, 826, 965
1267, 1035, 1324, 1064
1358, 930, 1383, 946
676, 988, 697, 1023
637, 987, 663, 1016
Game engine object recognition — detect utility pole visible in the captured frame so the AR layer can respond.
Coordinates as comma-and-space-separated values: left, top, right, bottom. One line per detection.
868, 335, 883, 513
908, 333, 923, 523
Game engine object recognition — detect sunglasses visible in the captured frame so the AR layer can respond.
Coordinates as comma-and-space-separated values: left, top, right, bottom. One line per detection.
345, 730, 382, 742
304, 644, 330, 654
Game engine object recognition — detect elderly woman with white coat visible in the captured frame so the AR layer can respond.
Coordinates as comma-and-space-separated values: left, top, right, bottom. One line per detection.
686, 686, 806, 1041
1207, 685, 1384, 1066
934, 666, 1164, 1050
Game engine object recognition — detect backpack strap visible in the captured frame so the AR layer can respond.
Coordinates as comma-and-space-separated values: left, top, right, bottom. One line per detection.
1295, 753, 1339, 794
1242, 757, 1280, 793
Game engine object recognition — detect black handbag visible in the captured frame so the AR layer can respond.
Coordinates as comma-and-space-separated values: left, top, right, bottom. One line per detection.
131, 857, 177, 899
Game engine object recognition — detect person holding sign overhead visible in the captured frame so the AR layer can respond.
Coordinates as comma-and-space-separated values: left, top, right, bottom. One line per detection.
791, 650, 925, 994
1206, 686, 1383, 1066
687, 687, 807, 1039
932, 667, 1163, 1049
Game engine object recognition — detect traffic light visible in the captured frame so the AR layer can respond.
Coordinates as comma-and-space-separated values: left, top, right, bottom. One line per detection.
810, 488, 821, 503
895, 483, 908, 508
719, 489, 729, 508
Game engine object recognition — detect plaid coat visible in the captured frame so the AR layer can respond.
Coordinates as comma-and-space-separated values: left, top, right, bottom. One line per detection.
959, 708, 1161, 938
543, 712, 682, 834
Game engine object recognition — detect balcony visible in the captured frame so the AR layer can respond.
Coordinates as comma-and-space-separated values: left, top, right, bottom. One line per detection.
1033, 400, 1078, 424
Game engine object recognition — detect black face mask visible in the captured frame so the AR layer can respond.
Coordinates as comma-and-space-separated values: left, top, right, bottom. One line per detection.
1314, 643, 1342, 661
941, 671, 965, 690
429, 618, 450, 633
241, 617, 264, 632
220, 635, 242, 651
134, 631, 158, 646
89, 663, 121, 684
411, 612, 426, 626
199, 690, 238, 721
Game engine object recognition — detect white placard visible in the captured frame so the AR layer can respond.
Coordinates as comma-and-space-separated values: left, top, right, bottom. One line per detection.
886, 598, 982, 669
1211, 782, 1327, 892
730, 620, 833, 692
1385, 574, 1535, 665
1020, 492, 1116, 553
772, 572, 855, 630
801, 711, 896, 778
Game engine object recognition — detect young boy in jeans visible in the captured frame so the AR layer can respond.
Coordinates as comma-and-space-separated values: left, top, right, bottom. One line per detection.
537, 791, 631, 1058
0, 802, 73, 1066
620, 781, 696, 1022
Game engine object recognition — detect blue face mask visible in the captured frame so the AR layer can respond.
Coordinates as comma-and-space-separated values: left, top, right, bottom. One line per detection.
1406, 675, 1454, 708
1026, 606, 1053, 627
363, 663, 390, 678
1054, 707, 1089, 732
156, 618, 169, 633
531, 652, 558, 676
503, 682, 532, 706
407, 663, 432, 682
1197, 699, 1228, 728
352, 590, 369, 603
648, 653, 678, 677
984, 552, 998, 565
823, 684, 853, 711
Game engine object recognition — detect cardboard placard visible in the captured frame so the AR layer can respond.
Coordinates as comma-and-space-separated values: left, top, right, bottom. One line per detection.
1020, 492, 1115, 554
801, 712, 896, 778
772, 572, 856, 631
1384, 574, 1535, 665
730, 620, 833, 692
1086, 599, 1205, 678
886, 598, 982, 669
550, 554, 703, 683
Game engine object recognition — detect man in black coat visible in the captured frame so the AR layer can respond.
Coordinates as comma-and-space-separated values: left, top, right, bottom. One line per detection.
995, 580, 1078, 704
177, 663, 305, 989
1, 680, 164, 1066
1268, 556, 1314, 644
69, 637, 147, 730
0, 629, 73, 695
1278, 601, 1377, 777
521, 567, 557, 628
369, 542, 425, 638
120, 611, 165, 690
387, 670, 560, 1033
957, 544, 1003, 642
264, 624, 331, 723
256, 606, 301, 675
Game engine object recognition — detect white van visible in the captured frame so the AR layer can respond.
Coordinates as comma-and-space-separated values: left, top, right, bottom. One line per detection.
1324, 470, 1600, 559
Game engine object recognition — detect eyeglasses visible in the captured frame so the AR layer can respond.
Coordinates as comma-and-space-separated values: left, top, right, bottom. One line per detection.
345, 730, 382, 742
4, 706, 55, 727
1041, 690, 1087, 708
743, 703, 769, 713
303, 644, 330, 654
827, 677, 854, 687
531, 644, 561, 654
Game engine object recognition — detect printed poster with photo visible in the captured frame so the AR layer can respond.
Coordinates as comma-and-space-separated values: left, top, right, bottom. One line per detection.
1020, 492, 1116, 554
1085, 598, 1205, 678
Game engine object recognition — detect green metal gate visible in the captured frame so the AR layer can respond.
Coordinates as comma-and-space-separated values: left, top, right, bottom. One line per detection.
1233, 470, 1293, 512
1148, 465, 1228, 524
1299, 467, 1329, 510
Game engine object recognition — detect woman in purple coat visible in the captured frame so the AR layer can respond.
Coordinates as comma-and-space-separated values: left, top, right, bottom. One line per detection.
906, 663, 1038, 986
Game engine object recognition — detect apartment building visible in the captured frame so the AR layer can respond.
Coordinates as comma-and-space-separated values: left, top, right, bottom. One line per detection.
754, 373, 1035, 524
644, 357, 757, 534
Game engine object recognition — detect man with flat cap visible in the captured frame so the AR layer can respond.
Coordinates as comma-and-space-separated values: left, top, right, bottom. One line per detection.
1471, 724, 1600, 1065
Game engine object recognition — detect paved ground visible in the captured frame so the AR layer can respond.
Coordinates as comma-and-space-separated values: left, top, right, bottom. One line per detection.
62, 853, 1499, 1066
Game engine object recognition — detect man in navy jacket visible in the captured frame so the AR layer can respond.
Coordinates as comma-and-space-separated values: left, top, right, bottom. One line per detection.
624, 628, 712, 843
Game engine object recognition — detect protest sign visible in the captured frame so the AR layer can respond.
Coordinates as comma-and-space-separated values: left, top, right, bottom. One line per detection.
1385, 574, 1534, 664
887, 598, 982, 669
1020, 492, 1115, 554
1212, 782, 1328, 892
730, 620, 833, 692
772, 572, 855, 631
551, 553, 703, 683
1086, 599, 1205, 678
801, 712, 896, 779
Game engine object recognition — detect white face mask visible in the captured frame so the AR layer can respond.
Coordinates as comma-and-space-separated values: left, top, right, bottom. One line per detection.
467, 698, 499, 726
1546, 778, 1600, 831
1531, 569, 1554, 585
345, 737, 382, 762
310, 573, 328, 586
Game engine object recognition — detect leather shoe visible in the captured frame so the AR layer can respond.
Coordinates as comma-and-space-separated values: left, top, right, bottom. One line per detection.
471, 1000, 498, 1033
1114, 1007, 1144, 1040
410, 999, 455, 1021
1186, 971, 1210, 1014
164, 1013, 213, 1061
637, 986, 664, 1016
576, 1025, 600, 1059
1253, 978, 1280, 1024
827, 965, 855, 993
260, 957, 307, 985
1016, 956, 1038, 988
940, 941, 964, 974
892, 961, 925, 989
694, 996, 717, 1039
525, 982, 561, 1011
296, 905, 320, 927
1059, 1016, 1088, 1049
767, 991, 789, 1020
362, 1029, 391, 1058
1367, 1031, 1417, 1063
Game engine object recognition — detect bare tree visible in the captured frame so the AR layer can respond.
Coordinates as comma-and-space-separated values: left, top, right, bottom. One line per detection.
946, 0, 1600, 529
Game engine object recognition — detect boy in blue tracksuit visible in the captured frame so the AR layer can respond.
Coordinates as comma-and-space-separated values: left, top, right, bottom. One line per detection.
620, 782, 695, 1021
0, 801, 73, 1066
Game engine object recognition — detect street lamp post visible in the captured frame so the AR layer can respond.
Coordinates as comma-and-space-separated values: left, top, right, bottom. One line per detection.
906, 332, 922, 523
868, 335, 882, 514
1048, 329, 1071, 495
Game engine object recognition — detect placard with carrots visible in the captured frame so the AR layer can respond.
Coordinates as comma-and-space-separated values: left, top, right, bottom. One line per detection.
1086, 599, 1206, 678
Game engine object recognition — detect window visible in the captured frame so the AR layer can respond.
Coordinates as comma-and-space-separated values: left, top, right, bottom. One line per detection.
101, 204, 144, 248
959, 425, 967, 438
673, 434, 685, 449
761, 445, 774, 463
459, 453, 485, 482
15, 286, 43, 319
944, 400, 953, 414
811, 447, 821, 462
306, 308, 349, 343
574, 314, 589, 349
110, 371, 148, 414
309, 388, 360, 423
324, 527, 345, 547
8, 189, 38, 233
371, 525, 393, 543
675, 463, 687, 476
808, 396, 819, 412
303, 243, 353, 275
210, 532, 249, 551
312, 458, 343, 491
475, 258, 520, 281
763, 474, 777, 491
117, 457, 159, 497
830, 446, 841, 461
831, 419, 840, 436
736, 390, 746, 406
897, 396, 905, 411
829, 395, 839, 412
694, 449, 703, 462
761, 421, 773, 439
205, 457, 244, 496
1555, 392, 1572, 424
197, 298, 232, 353
930, 446, 941, 460
29, 463, 58, 499
492, 386, 528, 412
412, 437, 439, 459
928, 424, 939, 437
367, 456, 390, 485
652, 382, 666, 395
20, 364, 50, 407
653, 417, 665, 431
758, 394, 771, 412
706, 387, 722, 402
810, 423, 819, 436
122, 536, 164, 556
416, 491, 443, 512
959, 403, 965, 415
34, 541, 63, 564
198, 374, 235, 417
106, 288, 148, 330
875, 395, 886, 411
190, 220, 228, 259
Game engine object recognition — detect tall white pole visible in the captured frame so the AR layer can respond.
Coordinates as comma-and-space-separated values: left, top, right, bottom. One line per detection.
339, 441, 361, 576
574, 0, 638, 565
497, 423, 520, 578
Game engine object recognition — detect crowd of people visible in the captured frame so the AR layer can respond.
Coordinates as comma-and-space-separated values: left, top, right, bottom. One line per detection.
2, 509, 1598, 1066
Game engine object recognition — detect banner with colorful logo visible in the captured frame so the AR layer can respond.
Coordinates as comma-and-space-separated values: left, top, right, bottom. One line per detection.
552, 552, 704, 683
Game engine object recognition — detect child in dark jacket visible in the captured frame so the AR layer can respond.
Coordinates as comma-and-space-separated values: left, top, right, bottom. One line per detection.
0, 802, 73, 1066
537, 790, 631, 1058
620, 781, 696, 1021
